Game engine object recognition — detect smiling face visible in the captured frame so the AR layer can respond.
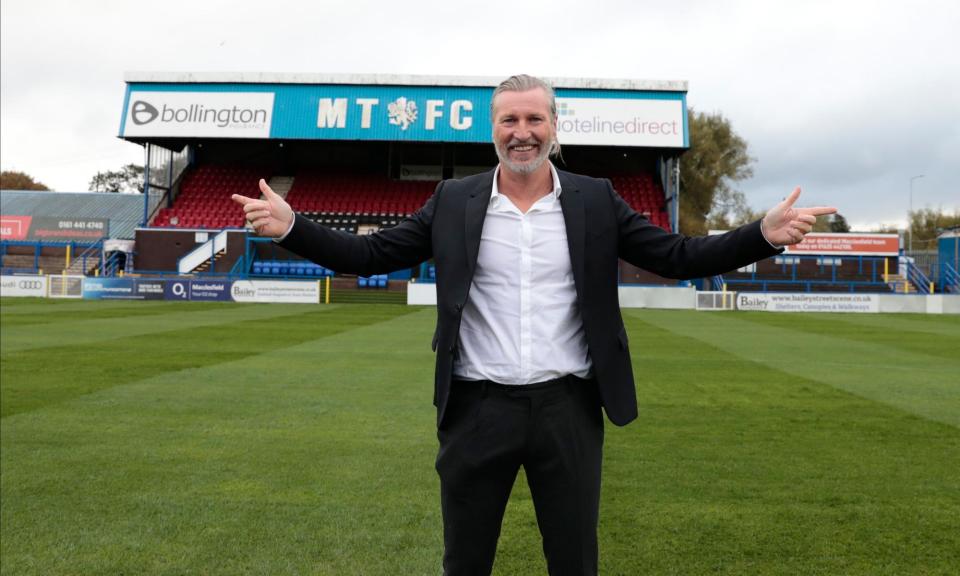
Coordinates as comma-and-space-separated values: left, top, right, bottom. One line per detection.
492, 87, 558, 176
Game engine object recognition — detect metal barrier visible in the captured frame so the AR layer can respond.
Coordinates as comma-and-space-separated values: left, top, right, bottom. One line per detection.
943, 263, 960, 294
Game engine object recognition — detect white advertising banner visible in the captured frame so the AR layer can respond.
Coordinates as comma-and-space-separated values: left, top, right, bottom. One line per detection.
230, 280, 319, 304
123, 92, 274, 138
555, 98, 684, 147
0, 275, 47, 297
736, 292, 879, 313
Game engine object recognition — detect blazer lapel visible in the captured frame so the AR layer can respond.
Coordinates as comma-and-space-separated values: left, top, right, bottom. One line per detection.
558, 172, 586, 301
464, 170, 494, 278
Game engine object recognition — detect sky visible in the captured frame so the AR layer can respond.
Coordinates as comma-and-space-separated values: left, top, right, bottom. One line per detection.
1, 0, 957, 230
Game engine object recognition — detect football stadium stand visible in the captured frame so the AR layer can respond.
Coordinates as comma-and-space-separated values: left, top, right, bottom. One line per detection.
8, 71, 952, 306
151, 165, 264, 229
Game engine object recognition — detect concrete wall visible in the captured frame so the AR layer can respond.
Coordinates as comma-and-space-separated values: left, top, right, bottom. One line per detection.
405, 283, 959, 314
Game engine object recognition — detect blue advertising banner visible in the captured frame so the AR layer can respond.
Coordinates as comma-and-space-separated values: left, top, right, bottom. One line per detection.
83, 278, 139, 300
164, 279, 190, 301
122, 83, 688, 147
188, 280, 232, 301
163, 279, 233, 301
134, 280, 166, 300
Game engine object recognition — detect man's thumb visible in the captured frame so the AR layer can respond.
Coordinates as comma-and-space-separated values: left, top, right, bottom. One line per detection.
259, 178, 277, 199
783, 186, 801, 207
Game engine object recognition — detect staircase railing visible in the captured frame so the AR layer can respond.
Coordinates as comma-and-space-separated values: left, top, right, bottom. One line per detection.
905, 260, 933, 294
943, 262, 960, 294
68, 240, 103, 275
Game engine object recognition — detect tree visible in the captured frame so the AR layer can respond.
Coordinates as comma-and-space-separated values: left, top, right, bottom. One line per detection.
829, 213, 851, 233
88, 164, 144, 193
908, 207, 960, 251
0, 170, 50, 190
679, 109, 754, 235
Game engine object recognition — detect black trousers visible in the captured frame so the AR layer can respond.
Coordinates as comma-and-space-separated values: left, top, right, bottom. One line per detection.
436, 376, 604, 576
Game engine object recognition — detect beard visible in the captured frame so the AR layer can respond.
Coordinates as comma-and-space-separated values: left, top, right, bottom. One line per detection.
495, 135, 555, 175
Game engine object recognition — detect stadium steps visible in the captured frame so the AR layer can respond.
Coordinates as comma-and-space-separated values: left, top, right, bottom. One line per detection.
886, 273, 916, 294
266, 176, 295, 199
193, 251, 226, 274
64, 256, 98, 276
1, 254, 66, 274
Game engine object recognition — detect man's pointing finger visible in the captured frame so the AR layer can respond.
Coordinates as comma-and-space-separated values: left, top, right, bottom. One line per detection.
798, 206, 838, 217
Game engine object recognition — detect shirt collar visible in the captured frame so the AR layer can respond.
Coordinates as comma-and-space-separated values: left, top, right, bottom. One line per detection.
491, 162, 562, 204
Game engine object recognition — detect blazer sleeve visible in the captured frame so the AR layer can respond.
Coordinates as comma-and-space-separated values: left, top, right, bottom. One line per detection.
610, 180, 782, 279
277, 183, 440, 276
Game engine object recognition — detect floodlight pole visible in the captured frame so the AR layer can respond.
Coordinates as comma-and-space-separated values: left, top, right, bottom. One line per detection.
908, 174, 925, 253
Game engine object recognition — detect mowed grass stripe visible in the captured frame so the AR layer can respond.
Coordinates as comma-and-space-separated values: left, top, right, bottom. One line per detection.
829, 309, 960, 337
731, 310, 960, 363
600, 313, 960, 575
1, 307, 442, 576
0, 303, 417, 419
1, 297, 177, 317
0, 298, 225, 327
627, 309, 960, 428
0, 301, 342, 353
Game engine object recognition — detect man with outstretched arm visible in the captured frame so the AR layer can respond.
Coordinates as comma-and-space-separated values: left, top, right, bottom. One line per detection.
233, 74, 835, 576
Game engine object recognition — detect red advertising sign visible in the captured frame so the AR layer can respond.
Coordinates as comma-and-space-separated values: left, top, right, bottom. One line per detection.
0, 216, 107, 242
0, 216, 32, 240
784, 233, 899, 256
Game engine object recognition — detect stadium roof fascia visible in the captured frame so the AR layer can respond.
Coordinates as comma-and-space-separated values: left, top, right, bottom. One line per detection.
124, 72, 687, 92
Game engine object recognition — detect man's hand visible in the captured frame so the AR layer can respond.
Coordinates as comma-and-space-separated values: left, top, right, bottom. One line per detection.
231, 179, 294, 238
761, 187, 837, 246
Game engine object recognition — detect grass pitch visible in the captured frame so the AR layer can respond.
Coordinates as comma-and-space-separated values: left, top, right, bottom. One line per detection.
1, 298, 958, 575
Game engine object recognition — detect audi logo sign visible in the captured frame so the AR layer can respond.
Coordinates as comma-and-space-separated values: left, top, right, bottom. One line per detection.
1, 275, 48, 297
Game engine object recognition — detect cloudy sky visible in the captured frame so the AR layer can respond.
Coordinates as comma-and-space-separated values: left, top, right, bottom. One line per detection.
2, 0, 957, 229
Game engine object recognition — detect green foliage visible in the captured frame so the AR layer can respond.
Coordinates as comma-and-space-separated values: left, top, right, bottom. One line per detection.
2, 300, 959, 575
0, 170, 50, 190
908, 207, 960, 250
829, 213, 851, 233
88, 163, 144, 193
680, 110, 754, 235
810, 213, 851, 233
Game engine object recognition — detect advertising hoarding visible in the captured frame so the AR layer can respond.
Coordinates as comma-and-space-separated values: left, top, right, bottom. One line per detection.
164, 280, 233, 301
122, 83, 688, 148
736, 292, 879, 313
1, 216, 108, 242
0, 275, 47, 297
82, 278, 139, 300
555, 98, 684, 147
122, 92, 274, 138
784, 233, 899, 257
230, 280, 319, 303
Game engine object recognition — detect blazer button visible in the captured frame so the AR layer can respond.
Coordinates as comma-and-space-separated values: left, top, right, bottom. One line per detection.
455, 303, 462, 312
448, 344, 456, 353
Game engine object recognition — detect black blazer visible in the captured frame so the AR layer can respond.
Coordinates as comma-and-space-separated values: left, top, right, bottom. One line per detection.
279, 168, 781, 428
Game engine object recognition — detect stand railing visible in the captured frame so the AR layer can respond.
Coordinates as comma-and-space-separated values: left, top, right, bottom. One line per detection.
905, 260, 933, 294
943, 263, 960, 294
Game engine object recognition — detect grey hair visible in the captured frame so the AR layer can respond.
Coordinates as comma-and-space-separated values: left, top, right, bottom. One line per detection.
491, 74, 562, 158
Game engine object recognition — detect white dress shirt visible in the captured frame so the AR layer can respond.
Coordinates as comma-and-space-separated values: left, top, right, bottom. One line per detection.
453, 163, 592, 384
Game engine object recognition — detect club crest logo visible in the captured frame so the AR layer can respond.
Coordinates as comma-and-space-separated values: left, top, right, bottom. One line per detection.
387, 97, 418, 130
